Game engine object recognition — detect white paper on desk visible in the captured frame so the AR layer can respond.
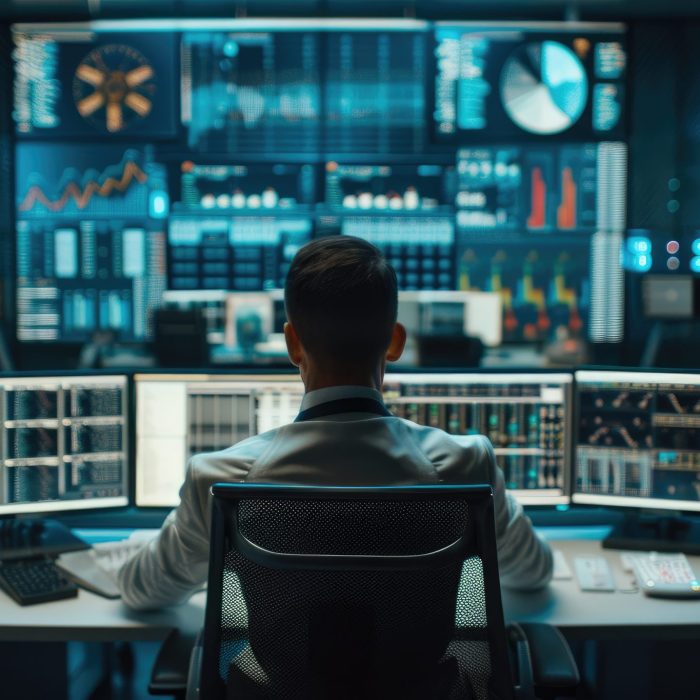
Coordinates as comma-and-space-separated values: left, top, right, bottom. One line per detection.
56, 550, 121, 599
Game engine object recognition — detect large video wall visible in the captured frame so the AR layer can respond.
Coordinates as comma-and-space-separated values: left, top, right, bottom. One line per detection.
10, 20, 627, 343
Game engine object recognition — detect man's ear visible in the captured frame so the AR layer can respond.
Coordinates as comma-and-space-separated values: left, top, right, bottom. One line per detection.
385, 322, 407, 363
284, 322, 303, 367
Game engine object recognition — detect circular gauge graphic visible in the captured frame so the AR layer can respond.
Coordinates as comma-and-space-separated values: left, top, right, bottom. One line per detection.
73, 44, 156, 133
500, 41, 588, 135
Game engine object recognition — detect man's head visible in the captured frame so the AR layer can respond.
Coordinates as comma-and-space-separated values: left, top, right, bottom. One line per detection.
284, 236, 406, 388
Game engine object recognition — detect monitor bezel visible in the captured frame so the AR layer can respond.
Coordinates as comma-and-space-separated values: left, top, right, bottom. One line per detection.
0, 370, 130, 517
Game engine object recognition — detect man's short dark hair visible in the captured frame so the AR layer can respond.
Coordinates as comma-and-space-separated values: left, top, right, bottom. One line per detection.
284, 236, 398, 368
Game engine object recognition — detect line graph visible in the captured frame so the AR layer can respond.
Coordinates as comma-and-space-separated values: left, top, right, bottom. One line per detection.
20, 161, 147, 213
17, 148, 155, 218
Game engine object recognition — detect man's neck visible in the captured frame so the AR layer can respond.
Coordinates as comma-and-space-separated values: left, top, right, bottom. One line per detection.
302, 366, 383, 393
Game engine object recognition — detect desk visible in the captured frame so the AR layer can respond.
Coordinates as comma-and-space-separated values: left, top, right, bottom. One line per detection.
0, 590, 205, 643
503, 539, 700, 640
2, 534, 700, 643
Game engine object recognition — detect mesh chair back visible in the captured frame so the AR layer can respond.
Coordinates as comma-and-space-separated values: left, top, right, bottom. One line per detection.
201, 483, 514, 700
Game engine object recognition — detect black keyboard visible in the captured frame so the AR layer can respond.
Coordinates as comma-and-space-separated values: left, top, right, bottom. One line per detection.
0, 558, 78, 605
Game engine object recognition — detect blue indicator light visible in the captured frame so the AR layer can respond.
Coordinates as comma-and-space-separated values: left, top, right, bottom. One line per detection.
223, 40, 239, 58
692, 239, 700, 255
149, 191, 169, 219
628, 236, 651, 254
632, 254, 652, 272
691, 257, 700, 274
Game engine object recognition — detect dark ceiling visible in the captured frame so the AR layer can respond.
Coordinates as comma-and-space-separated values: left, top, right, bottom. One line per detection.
2, 0, 700, 21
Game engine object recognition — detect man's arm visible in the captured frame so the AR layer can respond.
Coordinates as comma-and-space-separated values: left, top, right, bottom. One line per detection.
492, 463, 553, 590
415, 427, 553, 590
118, 432, 276, 610
118, 459, 211, 611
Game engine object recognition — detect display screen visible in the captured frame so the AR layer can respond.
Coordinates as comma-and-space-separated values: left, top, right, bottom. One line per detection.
383, 372, 573, 504
134, 373, 305, 507
433, 24, 626, 140
135, 370, 571, 507
15, 143, 167, 341
11, 20, 628, 343
0, 375, 129, 515
574, 371, 700, 512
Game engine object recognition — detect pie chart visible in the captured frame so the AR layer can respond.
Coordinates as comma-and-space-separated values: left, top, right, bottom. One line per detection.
500, 41, 588, 135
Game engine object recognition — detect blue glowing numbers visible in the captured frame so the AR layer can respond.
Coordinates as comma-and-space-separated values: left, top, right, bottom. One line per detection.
625, 236, 652, 272
622, 234, 700, 274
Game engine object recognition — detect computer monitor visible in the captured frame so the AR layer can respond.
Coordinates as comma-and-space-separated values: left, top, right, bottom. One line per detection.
382, 372, 573, 505
573, 370, 700, 512
134, 372, 304, 507
135, 370, 572, 508
397, 290, 502, 348
0, 374, 129, 515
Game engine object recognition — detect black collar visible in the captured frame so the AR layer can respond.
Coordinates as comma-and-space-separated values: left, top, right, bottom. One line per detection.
294, 397, 392, 422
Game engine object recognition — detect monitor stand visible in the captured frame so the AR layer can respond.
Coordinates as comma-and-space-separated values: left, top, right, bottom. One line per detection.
603, 512, 700, 555
0, 518, 89, 561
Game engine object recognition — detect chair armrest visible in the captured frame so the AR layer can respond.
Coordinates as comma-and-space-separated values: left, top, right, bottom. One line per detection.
509, 623, 579, 698
149, 628, 200, 697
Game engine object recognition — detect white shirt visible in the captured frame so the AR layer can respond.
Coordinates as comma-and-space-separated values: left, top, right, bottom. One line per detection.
119, 385, 553, 610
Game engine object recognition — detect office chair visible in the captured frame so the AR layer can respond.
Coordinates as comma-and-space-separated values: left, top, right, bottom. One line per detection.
150, 483, 578, 700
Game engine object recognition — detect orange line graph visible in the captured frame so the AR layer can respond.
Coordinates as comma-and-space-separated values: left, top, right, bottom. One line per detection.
19, 161, 148, 213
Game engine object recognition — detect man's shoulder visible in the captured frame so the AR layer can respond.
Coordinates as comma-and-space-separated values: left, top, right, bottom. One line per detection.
395, 417, 492, 452
189, 427, 281, 480
395, 418, 496, 482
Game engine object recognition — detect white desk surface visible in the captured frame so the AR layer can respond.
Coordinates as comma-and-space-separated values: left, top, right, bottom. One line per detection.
2, 535, 700, 643
0, 590, 206, 643
503, 539, 700, 639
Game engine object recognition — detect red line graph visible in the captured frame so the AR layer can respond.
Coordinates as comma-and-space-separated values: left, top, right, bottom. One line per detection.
19, 161, 148, 213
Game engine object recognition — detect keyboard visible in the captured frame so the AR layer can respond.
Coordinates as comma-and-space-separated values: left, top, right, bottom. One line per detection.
0, 558, 78, 606
626, 553, 700, 599
56, 538, 146, 599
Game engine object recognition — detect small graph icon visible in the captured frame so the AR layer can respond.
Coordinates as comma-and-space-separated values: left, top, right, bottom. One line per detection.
73, 44, 156, 133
